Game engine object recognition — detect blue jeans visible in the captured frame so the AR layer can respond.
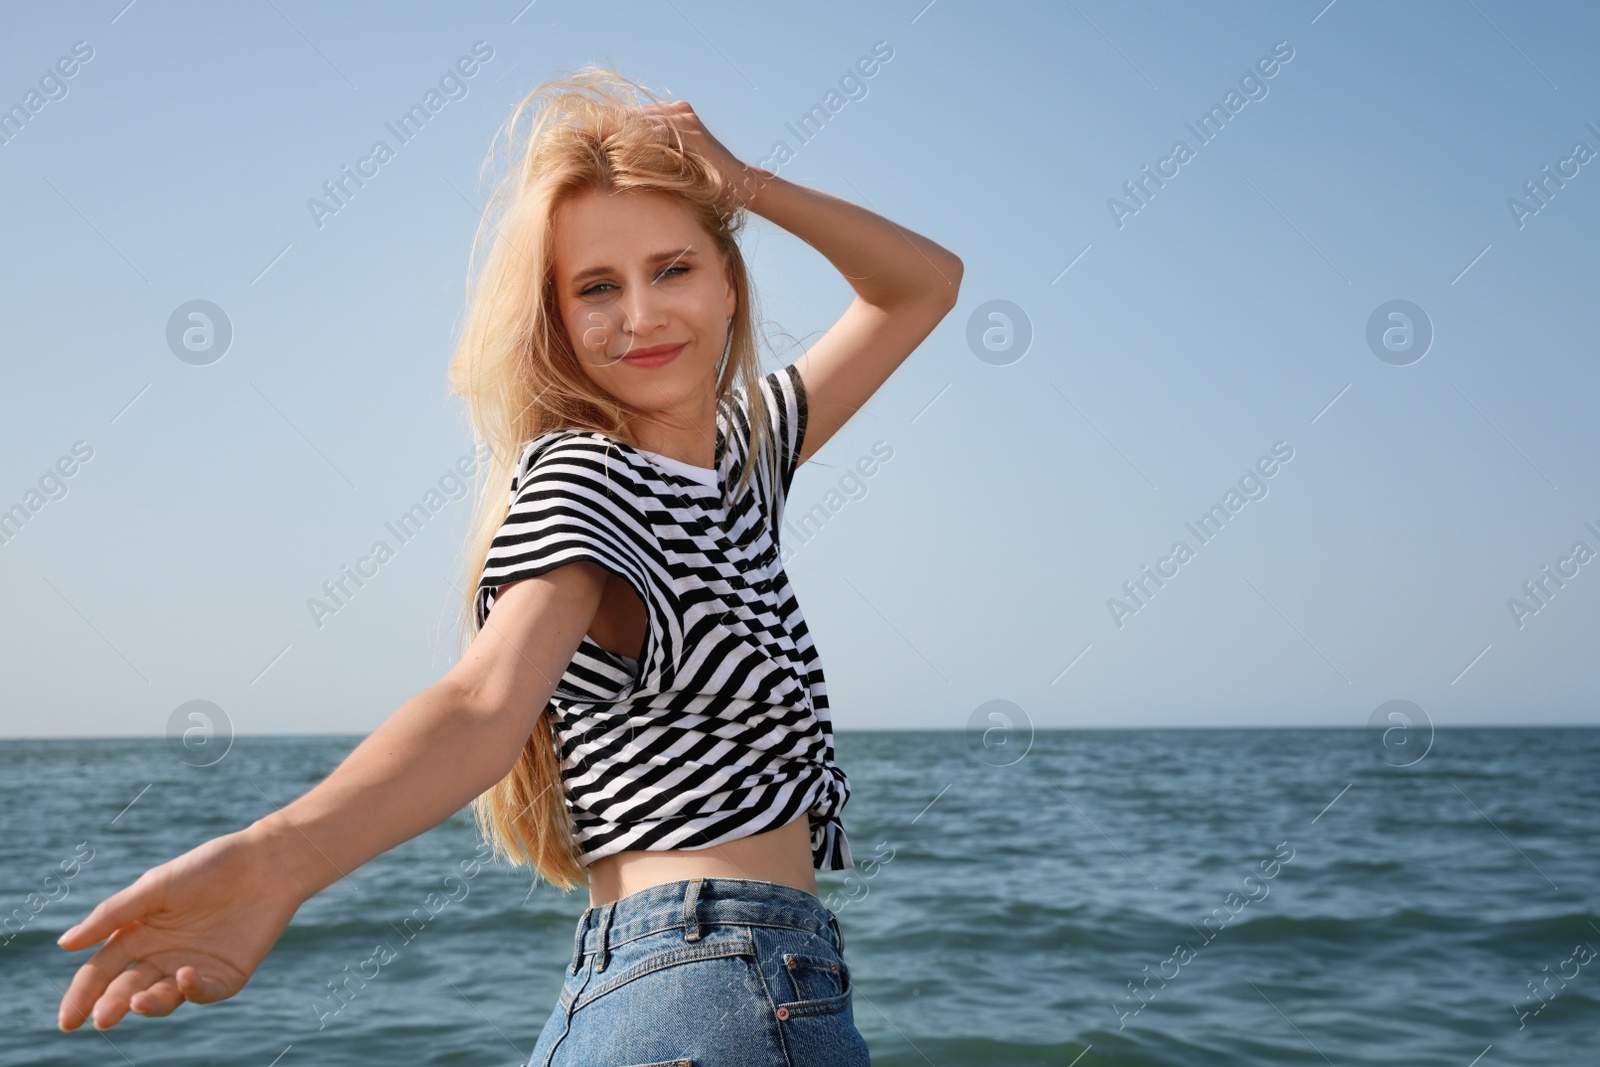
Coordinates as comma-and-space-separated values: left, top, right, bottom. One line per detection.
527, 876, 871, 1066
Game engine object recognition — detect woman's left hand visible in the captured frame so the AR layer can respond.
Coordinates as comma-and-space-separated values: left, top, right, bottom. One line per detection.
639, 101, 768, 207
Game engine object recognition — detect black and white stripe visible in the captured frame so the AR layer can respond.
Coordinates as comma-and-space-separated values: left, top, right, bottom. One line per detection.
474, 363, 853, 871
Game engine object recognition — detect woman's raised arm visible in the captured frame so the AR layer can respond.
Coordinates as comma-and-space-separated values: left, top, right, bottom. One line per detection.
55, 561, 609, 1032
639, 100, 963, 467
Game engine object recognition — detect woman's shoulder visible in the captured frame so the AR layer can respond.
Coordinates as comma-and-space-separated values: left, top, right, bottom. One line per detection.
514, 429, 652, 497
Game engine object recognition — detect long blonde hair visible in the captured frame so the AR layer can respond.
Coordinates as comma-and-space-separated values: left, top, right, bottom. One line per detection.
447, 66, 774, 891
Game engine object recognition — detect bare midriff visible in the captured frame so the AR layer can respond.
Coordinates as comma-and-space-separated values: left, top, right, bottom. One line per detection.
584, 811, 818, 908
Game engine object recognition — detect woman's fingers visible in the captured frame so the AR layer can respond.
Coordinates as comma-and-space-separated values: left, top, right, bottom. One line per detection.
58, 962, 129, 1031
55, 830, 303, 1031
57, 871, 156, 952
93, 961, 166, 1029
638, 101, 698, 144
56, 972, 98, 1032
60, 952, 233, 1029
129, 974, 185, 1018
57, 924, 145, 1030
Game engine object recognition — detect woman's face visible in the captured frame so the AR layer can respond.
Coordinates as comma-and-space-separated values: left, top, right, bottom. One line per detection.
551, 186, 736, 427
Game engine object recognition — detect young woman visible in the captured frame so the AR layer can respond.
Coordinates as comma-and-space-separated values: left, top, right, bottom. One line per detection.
54, 68, 960, 1065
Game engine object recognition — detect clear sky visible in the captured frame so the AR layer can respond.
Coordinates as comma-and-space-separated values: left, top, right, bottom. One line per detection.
2, 0, 1597, 739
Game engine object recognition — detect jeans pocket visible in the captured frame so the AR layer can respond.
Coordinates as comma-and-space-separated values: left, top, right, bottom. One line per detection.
776, 950, 852, 1017
572, 931, 758, 1013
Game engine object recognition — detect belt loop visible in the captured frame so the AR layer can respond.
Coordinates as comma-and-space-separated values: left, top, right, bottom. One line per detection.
683, 877, 704, 942
593, 901, 617, 972
829, 911, 844, 955
569, 907, 592, 974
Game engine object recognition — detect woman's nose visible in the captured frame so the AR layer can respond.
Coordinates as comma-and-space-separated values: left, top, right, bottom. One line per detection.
619, 276, 671, 336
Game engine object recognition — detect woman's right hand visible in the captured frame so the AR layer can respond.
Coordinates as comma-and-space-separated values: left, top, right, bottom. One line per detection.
55, 824, 308, 1031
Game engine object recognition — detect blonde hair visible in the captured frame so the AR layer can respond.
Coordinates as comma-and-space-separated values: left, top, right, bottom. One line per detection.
446, 66, 775, 891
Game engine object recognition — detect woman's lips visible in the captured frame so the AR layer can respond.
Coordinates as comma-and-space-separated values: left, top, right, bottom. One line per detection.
622, 342, 686, 368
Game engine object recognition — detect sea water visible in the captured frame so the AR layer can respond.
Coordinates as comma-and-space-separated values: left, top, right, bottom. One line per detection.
3, 727, 1595, 1066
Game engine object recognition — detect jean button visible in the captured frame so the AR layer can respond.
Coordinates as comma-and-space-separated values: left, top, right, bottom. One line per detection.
776, 1006, 790, 1020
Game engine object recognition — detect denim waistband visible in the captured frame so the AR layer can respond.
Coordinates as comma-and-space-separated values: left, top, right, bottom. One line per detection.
568, 877, 842, 975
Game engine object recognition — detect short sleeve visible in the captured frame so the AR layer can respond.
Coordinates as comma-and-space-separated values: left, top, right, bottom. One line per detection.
756, 363, 809, 511
473, 435, 652, 638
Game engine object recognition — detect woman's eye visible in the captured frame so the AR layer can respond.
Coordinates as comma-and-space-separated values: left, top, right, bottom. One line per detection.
580, 265, 689, 297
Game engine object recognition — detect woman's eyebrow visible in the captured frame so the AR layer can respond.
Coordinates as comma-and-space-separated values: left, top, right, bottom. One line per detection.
570, 246, 698, 285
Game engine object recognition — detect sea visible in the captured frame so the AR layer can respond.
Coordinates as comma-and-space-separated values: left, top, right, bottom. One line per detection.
1, 727, 1595, 1066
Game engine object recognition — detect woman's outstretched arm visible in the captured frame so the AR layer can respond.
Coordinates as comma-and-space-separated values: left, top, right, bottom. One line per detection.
243, 562, 606, 900
55, 561, 609, 1032
640, 100, 964, 466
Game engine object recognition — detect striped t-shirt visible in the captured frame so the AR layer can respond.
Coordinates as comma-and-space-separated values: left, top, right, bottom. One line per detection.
473, 364, 853, 871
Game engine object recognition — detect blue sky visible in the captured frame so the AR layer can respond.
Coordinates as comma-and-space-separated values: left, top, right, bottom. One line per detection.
2, 0, 1597, 738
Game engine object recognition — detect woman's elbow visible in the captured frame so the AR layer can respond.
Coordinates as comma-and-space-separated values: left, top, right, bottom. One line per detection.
934, 254, 963, 309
